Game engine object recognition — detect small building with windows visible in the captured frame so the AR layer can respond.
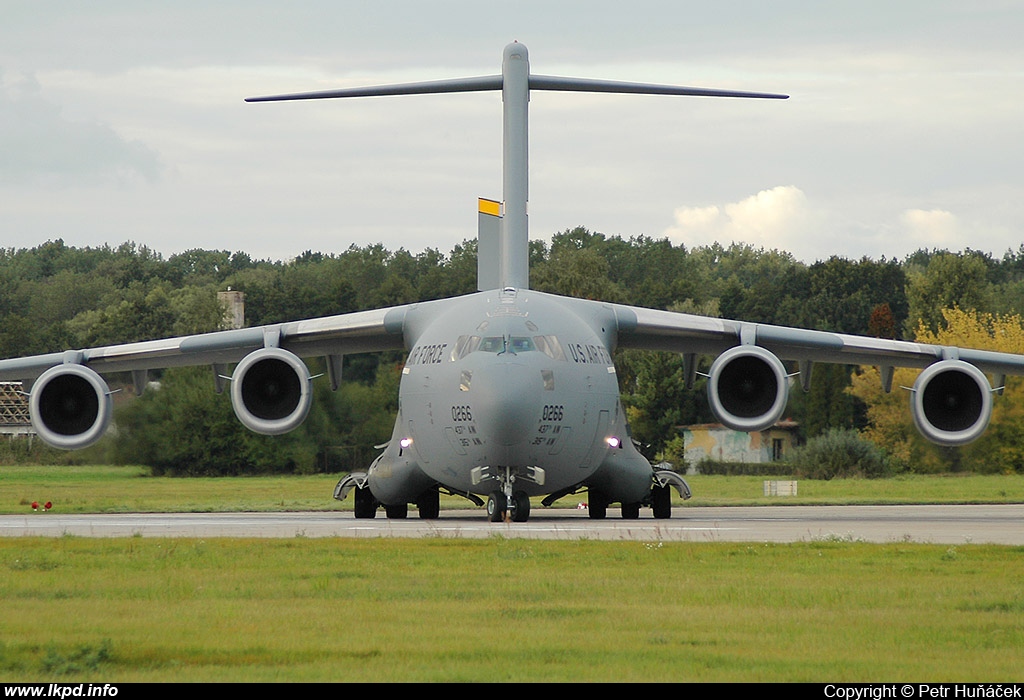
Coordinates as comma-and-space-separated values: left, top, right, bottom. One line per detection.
680, 421, 800, 467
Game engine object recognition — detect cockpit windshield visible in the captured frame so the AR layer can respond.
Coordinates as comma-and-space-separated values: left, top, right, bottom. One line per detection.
449, 334, 566, 361
479, 336, 505, 353
509, 337, 535, 353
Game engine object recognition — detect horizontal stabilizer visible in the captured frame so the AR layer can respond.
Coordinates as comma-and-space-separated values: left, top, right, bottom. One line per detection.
246, 74, 788, 104
529, 74, 788, 100
249, 73, 790, 104
246, 76, 503, 103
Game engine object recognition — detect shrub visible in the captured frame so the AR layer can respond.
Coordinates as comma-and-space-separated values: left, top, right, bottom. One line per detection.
787, 428, 892, 479
693, 459, 794, 476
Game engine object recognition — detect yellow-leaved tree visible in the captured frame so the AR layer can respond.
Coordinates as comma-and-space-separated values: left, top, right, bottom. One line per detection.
849, 307, 1024, 474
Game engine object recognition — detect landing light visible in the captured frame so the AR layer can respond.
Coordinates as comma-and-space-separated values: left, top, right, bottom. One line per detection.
400, 438, 413, 449
606, 436, 621, 449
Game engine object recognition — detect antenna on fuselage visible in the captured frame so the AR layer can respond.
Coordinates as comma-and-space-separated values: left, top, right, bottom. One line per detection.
246, 42, 788, 291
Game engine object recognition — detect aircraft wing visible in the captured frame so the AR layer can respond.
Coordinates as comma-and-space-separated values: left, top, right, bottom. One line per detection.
614, 304, 1024, 374
611, 303, 1024, 445
0, 304, 412, 449
0, 306, 410, 383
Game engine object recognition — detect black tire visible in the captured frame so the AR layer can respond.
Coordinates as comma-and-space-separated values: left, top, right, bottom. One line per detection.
652, 484, 672, 519
511, 491, 531, 522
588, 489, 608, 520
621, 502, 641, 519
417, 488, 440, 520
353, 486, 377, 519
486, 491, 507, 522
384, 502, 408, 519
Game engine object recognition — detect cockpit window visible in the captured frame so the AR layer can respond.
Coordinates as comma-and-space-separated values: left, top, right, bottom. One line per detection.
534, 335, 566, 361
479, 336, 505, 353
450, 335, 481, 361
450, 333, 565, 359
509, 337, 535, 353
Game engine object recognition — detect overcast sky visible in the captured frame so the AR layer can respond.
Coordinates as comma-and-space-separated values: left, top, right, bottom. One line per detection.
2, 1, 1022, 264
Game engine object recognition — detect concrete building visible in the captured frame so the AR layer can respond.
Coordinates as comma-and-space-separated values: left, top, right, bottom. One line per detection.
218, 290, 245, 330
681, 420, 800, 467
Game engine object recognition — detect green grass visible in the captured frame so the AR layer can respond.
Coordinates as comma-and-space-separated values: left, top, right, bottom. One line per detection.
0, 465, 1021, 515
1, 467, 1022, 681
0, 465, 346, 514
677, 473, 1024, 506
0, 537, 1021, 682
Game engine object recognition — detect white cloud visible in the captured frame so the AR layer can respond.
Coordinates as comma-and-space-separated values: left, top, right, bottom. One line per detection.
899, 208, 960, 248
663, 190, 997, 264
665, 185, 818, 252
723, 186, 810, 240
671, 204, 721, 230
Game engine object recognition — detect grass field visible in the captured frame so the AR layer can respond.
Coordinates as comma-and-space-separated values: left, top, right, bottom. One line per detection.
1, 465, 1022, 515
0, 467, 1021, 682
1, 537, 1022, 682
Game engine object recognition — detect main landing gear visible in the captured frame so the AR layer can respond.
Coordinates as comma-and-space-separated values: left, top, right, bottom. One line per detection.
586, 470, 692, 520
351, 485, 435, 520
334, 472, 487, 519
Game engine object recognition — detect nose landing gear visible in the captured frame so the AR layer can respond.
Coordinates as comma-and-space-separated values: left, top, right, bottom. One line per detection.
487, 489, 531, 522
474, 465, 544, 523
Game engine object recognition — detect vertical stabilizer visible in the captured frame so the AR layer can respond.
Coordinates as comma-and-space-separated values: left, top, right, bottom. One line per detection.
500, 42, 531, 291
246, 44, 786, 294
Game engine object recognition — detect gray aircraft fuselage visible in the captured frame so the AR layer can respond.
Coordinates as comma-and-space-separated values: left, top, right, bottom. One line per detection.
367, 288, 652, 506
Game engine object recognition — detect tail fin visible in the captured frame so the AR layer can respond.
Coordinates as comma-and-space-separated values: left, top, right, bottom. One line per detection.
247, 43, 787, 292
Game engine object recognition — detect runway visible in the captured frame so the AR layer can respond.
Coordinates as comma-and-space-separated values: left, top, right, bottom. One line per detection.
1, 504, 1021, 544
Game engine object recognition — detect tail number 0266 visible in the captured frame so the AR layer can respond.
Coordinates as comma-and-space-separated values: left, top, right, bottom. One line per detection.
542, 405, 564, 421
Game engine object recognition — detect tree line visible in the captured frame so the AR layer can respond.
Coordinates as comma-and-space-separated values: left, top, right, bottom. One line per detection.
4, 230, 1024, 474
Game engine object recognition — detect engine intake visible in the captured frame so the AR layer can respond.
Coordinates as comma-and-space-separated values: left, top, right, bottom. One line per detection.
29, 364, 113, 450
707, 345, 789, 433
230, 348, 313, 435
911, 360, 992, 446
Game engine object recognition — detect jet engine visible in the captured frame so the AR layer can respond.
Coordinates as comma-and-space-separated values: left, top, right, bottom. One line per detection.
910, 360, 992, 446
230, 348, 313, 435
707, 345, 789, 433
29, 364, 113, 450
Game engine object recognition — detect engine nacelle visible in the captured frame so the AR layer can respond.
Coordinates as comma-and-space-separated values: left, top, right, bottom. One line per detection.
911, 360, 992, 446
707, 345, 789, 433
29, 364, 113, 450
230, 348, 313, 435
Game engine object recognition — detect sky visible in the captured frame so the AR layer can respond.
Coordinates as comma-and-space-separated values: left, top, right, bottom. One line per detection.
1, 1, 1022, 264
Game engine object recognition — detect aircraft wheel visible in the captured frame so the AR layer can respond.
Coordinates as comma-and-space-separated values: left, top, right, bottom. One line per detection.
588, 489, 608, 520
651, 485, 672, 519
621, 502, 641, 519
385, 502, 408, 519
510, 491, 530, 522
417, 488, 440, 519
486, 491, 507, 522
353, 486, 377, 519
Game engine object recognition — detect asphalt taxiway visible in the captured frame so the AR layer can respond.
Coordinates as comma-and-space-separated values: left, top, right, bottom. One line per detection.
0, 504, 1020, 544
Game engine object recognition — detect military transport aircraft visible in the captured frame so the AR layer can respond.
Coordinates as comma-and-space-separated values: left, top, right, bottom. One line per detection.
2, 43, 1022, 522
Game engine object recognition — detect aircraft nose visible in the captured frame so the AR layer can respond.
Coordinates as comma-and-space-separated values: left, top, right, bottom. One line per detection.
471, 362, 541, 446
